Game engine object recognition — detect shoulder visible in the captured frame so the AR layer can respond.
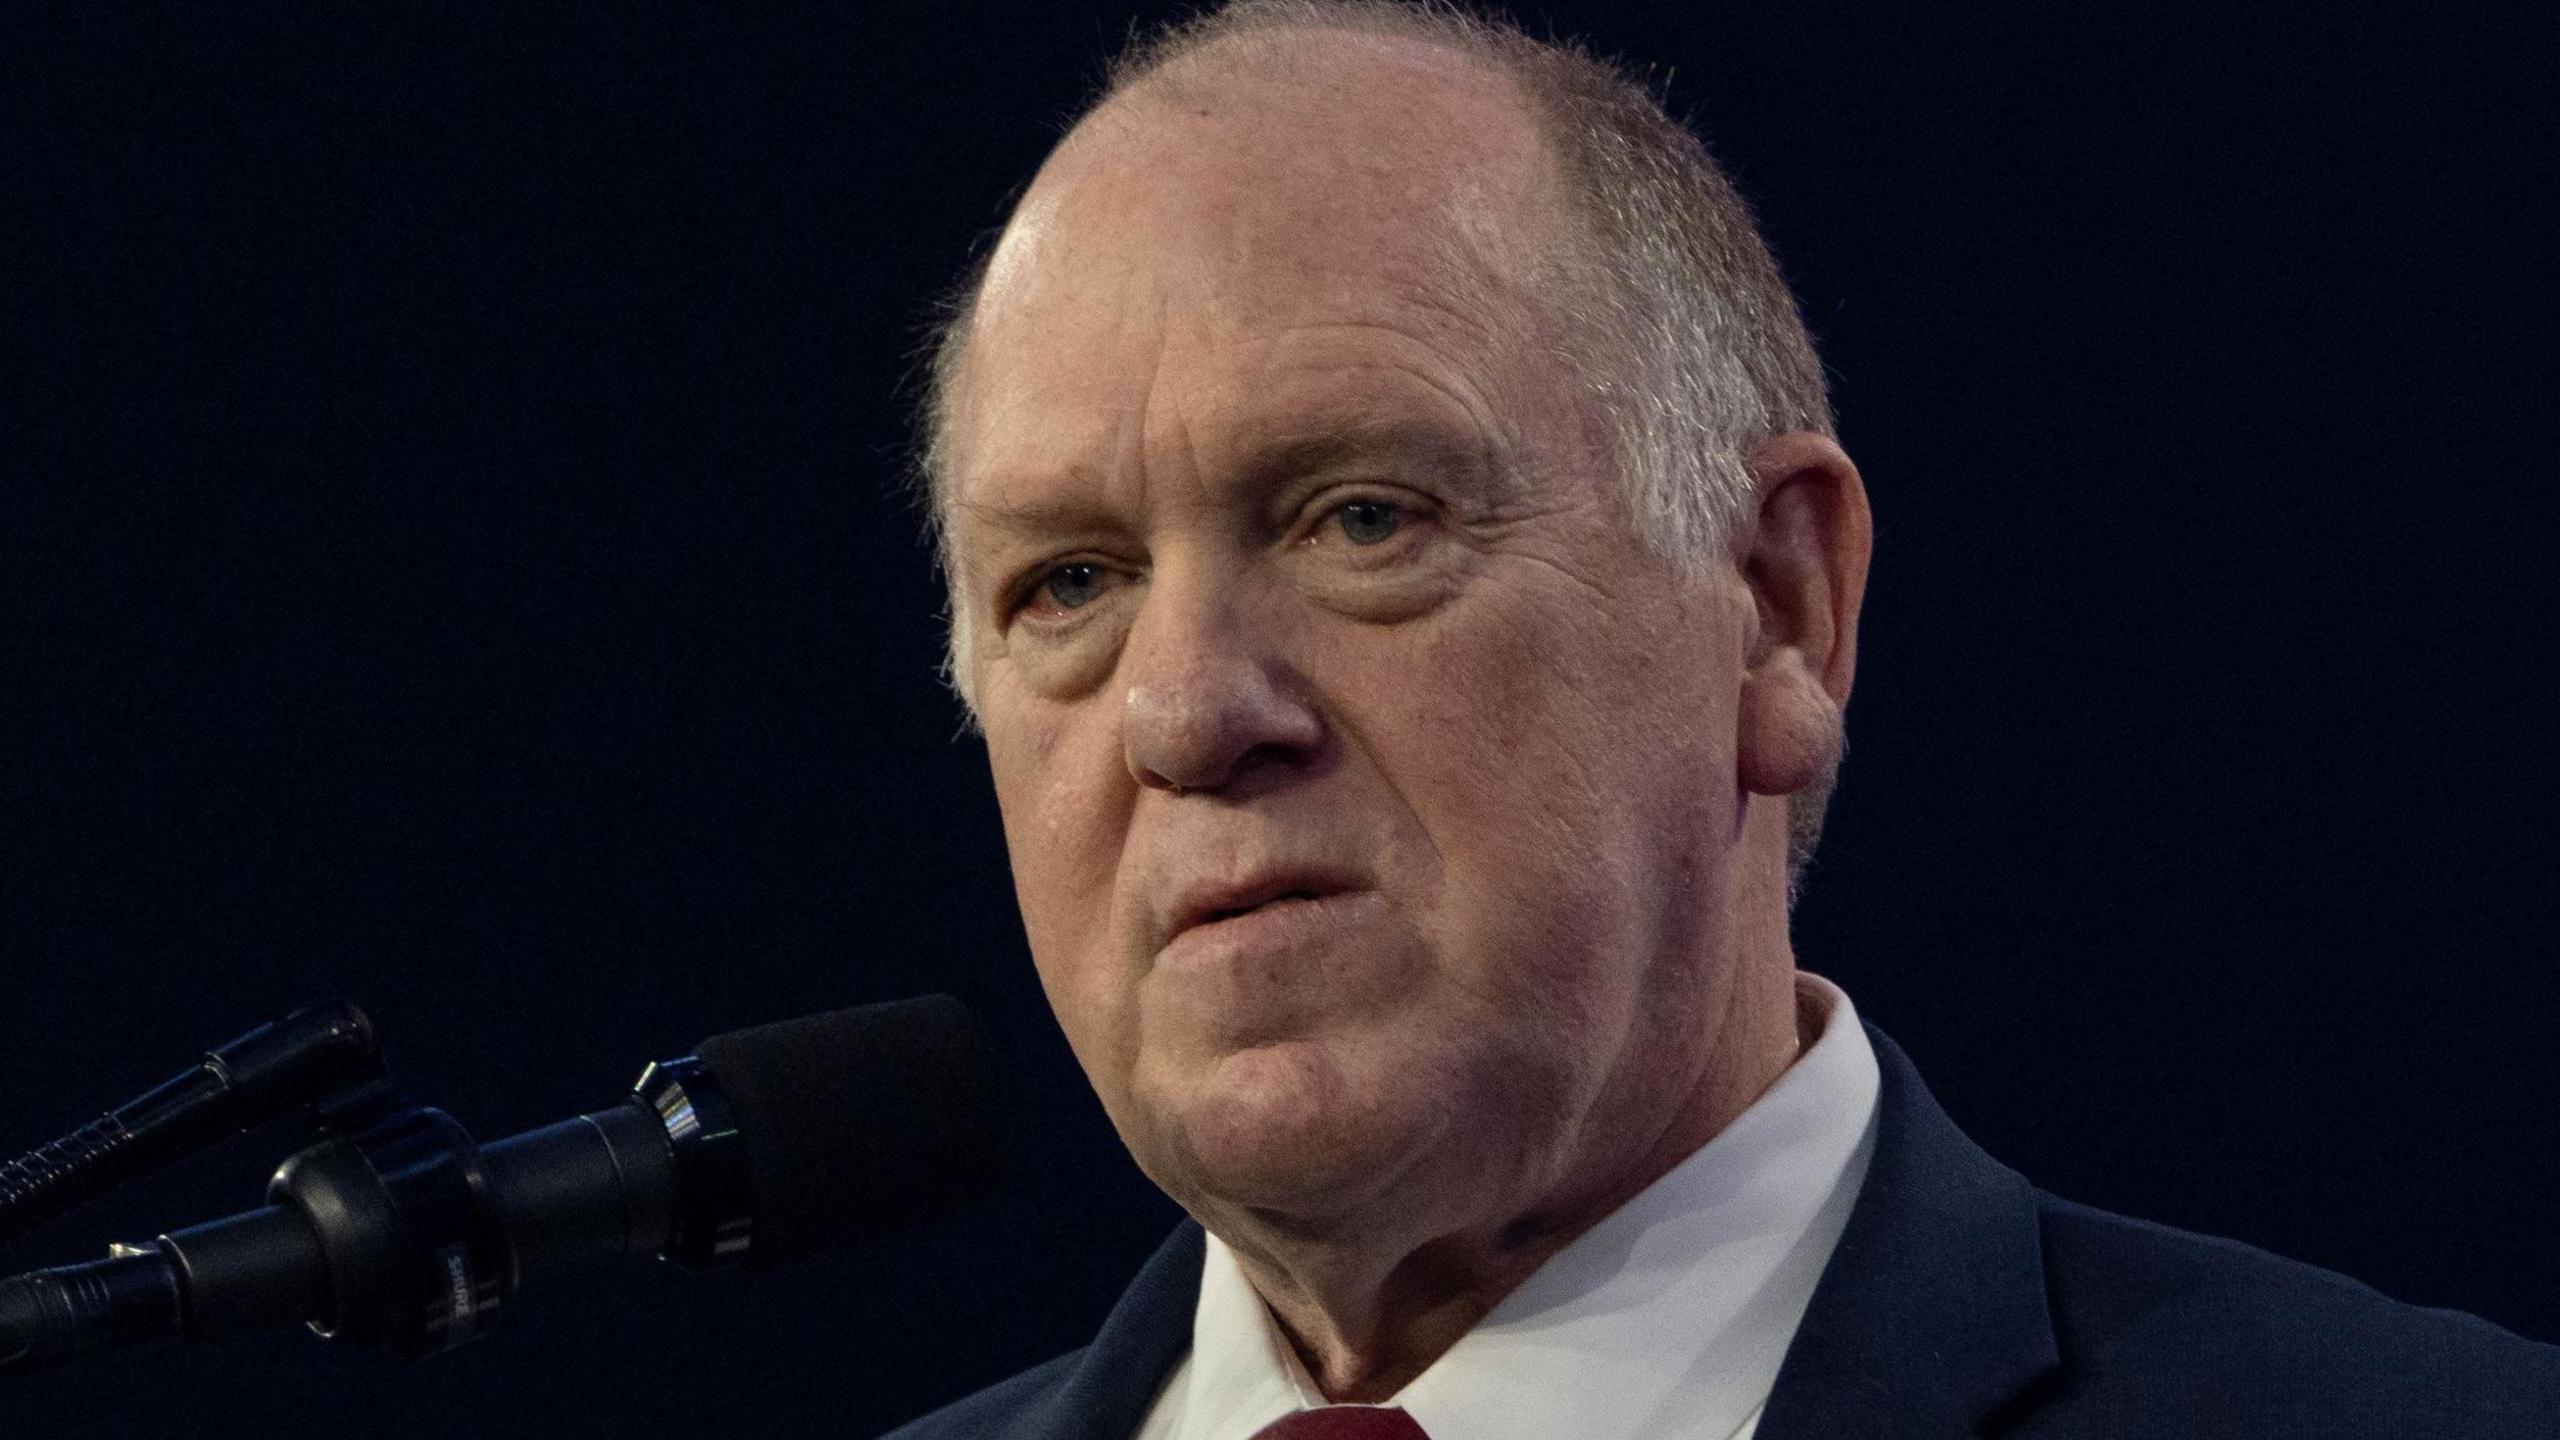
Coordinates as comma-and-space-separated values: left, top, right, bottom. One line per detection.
879, 1348, 1088, 1440
2030, 1192, 2560, 1434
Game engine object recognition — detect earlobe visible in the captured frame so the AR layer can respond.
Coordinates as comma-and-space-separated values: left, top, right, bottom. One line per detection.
1736, 662, 1843, 798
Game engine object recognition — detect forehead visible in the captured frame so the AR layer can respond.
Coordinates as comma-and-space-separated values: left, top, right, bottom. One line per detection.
943, 31, 1573, 508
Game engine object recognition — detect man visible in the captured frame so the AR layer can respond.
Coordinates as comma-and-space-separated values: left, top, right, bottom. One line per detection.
889, 3, 2560, 1436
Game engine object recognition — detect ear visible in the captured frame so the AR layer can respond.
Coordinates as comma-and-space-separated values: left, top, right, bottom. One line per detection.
1733, 433, 1872, 798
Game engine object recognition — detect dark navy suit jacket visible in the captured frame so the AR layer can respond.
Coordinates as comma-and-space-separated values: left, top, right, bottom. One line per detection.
887, 1026, 2560, 1437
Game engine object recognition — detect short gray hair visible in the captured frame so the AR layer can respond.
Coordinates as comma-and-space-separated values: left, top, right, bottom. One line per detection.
910, 0, 1846, 907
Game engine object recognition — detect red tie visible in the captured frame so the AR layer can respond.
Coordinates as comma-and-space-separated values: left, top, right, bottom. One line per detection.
1249, 1408, 1432, 1439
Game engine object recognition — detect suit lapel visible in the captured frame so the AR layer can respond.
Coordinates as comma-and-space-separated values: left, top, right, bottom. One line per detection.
1755, 1025, 2061, 1440
1007, 1221, 1204, 1440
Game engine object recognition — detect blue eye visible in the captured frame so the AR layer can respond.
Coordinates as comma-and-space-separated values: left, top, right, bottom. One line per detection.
1336, 499, 1403, 545
1041, 562, 1109, 609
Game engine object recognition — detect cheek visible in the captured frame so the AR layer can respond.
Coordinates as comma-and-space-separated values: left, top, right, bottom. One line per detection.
985, 699, 1140, 1060
1402, 593, 1690, 835
1345, 580, 1733, 995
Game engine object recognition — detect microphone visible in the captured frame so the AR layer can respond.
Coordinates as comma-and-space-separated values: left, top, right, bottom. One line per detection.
0, 995, 999, 1374
0, 1001, 384, 1249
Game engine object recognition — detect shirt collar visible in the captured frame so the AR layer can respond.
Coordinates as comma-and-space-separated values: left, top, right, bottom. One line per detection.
1158, 971, 1882, 1440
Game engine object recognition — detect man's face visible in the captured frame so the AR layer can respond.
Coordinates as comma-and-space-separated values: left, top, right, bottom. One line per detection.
942, 41, 1770, 1232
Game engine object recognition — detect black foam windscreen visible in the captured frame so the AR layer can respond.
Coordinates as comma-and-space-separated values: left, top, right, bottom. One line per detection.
693, 994, 1000, 1266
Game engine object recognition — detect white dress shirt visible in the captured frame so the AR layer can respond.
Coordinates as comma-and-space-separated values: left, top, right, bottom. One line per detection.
1134, 970, 1881, 1440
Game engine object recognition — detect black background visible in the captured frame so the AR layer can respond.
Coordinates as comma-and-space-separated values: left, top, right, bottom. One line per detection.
7, 1, 2555, 1435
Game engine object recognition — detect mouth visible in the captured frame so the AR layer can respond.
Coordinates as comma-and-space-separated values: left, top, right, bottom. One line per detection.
1203, 889, 1324, 924
1164, 871, 1363, 950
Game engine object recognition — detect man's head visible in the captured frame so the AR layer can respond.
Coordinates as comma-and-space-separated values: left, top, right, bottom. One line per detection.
929, 0, 1852, 903
918, 0, 1870, 1255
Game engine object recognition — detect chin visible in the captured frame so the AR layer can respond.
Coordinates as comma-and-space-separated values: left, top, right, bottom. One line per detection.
1140, 1036, 1442, 1221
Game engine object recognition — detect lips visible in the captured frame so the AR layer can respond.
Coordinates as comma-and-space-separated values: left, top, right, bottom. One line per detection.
1159, 868, 1365, 954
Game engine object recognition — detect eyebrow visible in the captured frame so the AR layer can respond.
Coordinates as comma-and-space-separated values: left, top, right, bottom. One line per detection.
953, 414, 1504, 536
1240, 415, 1502, 493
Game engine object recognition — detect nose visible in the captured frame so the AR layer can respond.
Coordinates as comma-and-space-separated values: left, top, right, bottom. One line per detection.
1120, 568, 1325, 798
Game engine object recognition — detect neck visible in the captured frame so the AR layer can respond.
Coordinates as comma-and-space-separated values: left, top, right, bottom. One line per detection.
1220, 947, 1810, 1402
